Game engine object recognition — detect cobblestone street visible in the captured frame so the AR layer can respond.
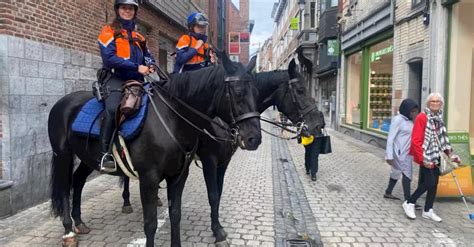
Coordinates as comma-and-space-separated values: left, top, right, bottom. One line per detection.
0, 112, 473, 246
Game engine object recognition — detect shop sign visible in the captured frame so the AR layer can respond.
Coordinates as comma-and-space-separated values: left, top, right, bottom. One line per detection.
371, 45, 393, 62
327, 39, 340, 56
448, 132, 471, 166
290, 17, 299, 30
437, 132, 473, 197
240, 32, 250, 43
229, 32, 241, 55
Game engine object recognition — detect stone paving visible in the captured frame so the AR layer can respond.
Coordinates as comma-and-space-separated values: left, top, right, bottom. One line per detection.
0, 126, 276, 247
286, 129, 474, 247
0, 111, 473, 246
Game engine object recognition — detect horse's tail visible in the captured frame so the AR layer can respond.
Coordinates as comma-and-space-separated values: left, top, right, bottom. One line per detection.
50, 151, 74, 218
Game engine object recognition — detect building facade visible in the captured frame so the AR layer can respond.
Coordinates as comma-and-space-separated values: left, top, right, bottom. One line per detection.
315, 0, 339, 127
226, 0, 252, 63
0, 0, 209, 217
336, 0, 453, 147
258, 38, 274, 72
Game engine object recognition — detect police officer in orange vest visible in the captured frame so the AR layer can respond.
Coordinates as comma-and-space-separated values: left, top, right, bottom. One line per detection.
97, 0, 155, 171
173, 12, 216, 73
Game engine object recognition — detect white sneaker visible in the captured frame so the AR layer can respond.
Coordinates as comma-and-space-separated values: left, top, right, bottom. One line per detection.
402, 201, 416, 219
422, 209, 442, 222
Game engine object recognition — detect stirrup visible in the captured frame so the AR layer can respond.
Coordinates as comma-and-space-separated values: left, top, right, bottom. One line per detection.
100, 153, 117, 173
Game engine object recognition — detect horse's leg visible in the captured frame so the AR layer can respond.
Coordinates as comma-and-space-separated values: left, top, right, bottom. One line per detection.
50, 152, 77, 247
123, 176, 162, 214
71, 162, 94, 234
139, 171, 160, 247
215, 161, 231, 243
202, 157, 227, 243
167, 169, 189, 247
122, 176, 133, 214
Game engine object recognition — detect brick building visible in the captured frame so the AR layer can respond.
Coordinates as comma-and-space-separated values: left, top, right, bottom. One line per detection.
0, 0, 210, 217
226, 0, 251, 64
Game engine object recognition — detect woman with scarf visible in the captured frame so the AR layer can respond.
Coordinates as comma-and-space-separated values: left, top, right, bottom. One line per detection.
97, 0, 156, 171
173, 12, 216, 74
402, 93, 461, 222
384, 99, 419, 203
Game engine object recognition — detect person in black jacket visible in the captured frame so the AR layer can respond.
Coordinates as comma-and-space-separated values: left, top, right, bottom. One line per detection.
303, 110, 325, 181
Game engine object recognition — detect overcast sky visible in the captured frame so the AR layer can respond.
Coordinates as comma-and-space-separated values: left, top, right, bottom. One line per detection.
231, 0, 275, 54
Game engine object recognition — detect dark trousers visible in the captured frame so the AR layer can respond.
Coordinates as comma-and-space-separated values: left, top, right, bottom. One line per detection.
100, 76, 123, 153
408, 166, 440, 212
385, 174, 411, 201
304, 141, 320, 176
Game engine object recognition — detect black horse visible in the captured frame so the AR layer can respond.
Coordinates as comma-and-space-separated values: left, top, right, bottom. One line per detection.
48, 53, 262, 247
120, 59, 325, 245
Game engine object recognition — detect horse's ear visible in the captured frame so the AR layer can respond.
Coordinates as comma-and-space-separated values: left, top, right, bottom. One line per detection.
216, 49, 236, 74
245, 56, 257, 73
288, 59, 297, 78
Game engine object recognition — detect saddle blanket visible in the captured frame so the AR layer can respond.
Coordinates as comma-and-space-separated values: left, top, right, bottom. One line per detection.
71, 85, 150, 141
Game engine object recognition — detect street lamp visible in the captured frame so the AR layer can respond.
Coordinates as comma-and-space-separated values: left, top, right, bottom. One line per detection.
298, 0, 305, 11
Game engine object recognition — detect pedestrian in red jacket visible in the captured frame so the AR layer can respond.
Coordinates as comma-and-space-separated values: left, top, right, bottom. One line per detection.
402, 93, 460, 222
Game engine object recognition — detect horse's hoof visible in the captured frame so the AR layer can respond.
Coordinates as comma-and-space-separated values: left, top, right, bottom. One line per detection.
62, 232, 78, 247
215, 240, 230, 247
74, 223, 91, 234
122, 205, 134, 214
157, 198, 163, 207
213, 228, 228, 242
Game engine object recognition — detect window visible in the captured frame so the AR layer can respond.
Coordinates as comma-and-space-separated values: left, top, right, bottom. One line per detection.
310, 2, 316, 28
321, 0, 339, 12
367, 38, 394, 132
412, 0, 425, 9
345, 51, 362, 126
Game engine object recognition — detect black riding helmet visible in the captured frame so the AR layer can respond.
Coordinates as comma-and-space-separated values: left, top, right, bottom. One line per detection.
114, 0, 139, 17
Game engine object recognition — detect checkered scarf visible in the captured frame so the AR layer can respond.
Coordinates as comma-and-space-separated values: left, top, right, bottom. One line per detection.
422, 107, 452, 165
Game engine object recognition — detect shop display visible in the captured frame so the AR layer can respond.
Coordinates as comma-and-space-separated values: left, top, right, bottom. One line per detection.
369, 73, 392, 132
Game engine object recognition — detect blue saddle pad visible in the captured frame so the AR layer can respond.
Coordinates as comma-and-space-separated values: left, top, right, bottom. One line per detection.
72, 85, 150, 141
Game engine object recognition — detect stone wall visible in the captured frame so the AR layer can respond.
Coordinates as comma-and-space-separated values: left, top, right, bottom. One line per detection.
0, 34, 101, 216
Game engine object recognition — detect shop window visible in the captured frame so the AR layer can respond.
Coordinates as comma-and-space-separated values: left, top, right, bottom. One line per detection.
345, 51, 362, 126
368, 38, 394, 133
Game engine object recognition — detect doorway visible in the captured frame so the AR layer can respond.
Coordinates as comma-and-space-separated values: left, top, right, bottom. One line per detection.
407, 59, 423, 109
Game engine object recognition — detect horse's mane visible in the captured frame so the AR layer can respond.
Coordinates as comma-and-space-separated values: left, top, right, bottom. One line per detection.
164, 65, 226, 100
255, 70, 289, 91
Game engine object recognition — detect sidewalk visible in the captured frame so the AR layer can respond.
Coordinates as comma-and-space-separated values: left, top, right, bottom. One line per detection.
285, 129, 474, 246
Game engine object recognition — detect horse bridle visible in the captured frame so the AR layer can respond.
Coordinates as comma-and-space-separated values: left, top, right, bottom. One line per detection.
221, 76, 260, 139
260, 77, 317, 139
287, 78, 318, 123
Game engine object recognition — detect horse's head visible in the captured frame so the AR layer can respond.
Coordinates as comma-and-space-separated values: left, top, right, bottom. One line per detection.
273, 59, 325, 134
213, 51, 261, 150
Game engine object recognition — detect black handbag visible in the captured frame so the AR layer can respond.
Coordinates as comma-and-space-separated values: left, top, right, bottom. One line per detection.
317, 129, 332, 154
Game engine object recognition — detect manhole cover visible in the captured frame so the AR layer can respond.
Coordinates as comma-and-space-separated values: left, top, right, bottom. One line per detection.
286, 239, 312, 247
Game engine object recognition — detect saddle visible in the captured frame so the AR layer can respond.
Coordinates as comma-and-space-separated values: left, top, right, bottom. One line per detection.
118, 80, 145, 125
71, 83, 150, 141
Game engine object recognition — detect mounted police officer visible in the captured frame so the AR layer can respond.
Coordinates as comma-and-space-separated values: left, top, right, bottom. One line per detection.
97, 0, 156, 171
173, 12, 216, 74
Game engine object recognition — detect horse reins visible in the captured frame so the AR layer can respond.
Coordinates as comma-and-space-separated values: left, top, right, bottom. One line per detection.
260, 78, 316, 140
